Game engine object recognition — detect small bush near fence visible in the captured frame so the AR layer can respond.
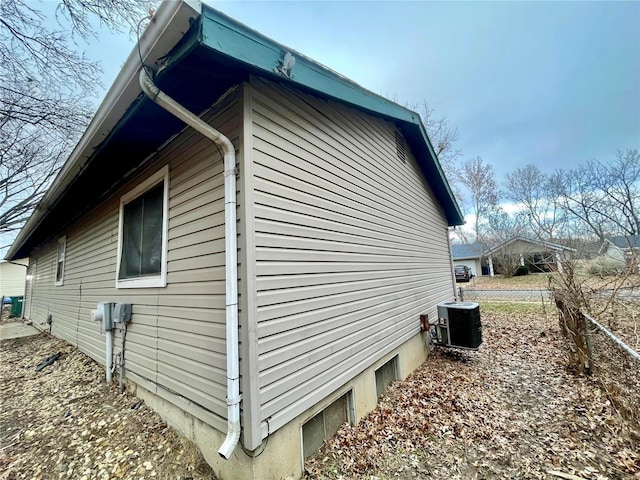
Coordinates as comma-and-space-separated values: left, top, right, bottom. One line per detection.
549, 259, 640, 442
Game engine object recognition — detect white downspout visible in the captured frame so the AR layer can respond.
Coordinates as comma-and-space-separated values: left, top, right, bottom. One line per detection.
139, 68, 241, 459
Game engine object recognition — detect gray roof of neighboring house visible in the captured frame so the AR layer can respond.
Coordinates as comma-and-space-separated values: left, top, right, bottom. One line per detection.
451, 242, 485, 260
483, 236, 576, 256
606, 235, 640, 249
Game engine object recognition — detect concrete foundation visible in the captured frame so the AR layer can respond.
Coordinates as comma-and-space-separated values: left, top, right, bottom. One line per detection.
130, 330, 429, 480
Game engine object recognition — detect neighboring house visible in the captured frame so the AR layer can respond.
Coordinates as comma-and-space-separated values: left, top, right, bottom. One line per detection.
483, 237, 576, 276
5, 2, 463, 479
0, 259, 29, 298
451, 242, 484, 277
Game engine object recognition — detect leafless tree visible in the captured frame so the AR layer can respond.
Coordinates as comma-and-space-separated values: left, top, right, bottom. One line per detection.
0, 121, 71, 233
0, 0, 155, 238
457, 156, 500, 240
479, 208, 528, 246
504, 164, 566, 241
592, 149, 640, 235
419, 102, 462, 173
551, 149, 640, 241
405, 102, 463, 200
477, 209, 528, 277
420, 102, 465, 212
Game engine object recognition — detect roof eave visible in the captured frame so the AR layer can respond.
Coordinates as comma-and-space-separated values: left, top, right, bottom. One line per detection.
484, 236, 577, 256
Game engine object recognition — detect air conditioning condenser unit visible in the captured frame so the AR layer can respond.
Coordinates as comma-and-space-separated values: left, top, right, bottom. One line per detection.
431, 301, 482, 350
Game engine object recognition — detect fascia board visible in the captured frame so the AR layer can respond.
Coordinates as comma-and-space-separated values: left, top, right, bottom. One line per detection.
200, 5, 417, 124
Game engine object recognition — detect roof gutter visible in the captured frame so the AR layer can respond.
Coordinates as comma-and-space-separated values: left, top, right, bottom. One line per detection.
139, 67, 241, 460
6, 0, 201, 260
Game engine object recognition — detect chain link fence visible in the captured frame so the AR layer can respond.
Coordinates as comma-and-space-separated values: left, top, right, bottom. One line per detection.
582, 311, 640, 432
459, 287, 549, 304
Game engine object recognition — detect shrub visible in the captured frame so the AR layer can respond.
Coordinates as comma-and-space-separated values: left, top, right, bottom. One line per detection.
587, 256, 625, 276
514, 265, 530, 276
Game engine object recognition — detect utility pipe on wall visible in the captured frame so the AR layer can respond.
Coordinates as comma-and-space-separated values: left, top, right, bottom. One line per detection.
139, 68, 241, 459
106, 330, 113, 383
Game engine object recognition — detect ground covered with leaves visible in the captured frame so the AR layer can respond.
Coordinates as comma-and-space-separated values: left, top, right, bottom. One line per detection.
0, 331, 216, 480
2, 302, 638, 480
305, 303, 640, 480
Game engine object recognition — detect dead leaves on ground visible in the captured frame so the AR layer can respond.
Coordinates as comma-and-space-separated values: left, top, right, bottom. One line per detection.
305, 308, 639, 479
0, 332, 215, 480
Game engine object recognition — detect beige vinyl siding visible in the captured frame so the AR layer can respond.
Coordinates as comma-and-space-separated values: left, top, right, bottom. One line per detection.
25, 88, 240, 432
249, 78, 454, 433
0, 260, 28, 297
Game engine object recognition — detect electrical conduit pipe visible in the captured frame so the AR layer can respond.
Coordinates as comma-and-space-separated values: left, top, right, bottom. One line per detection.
106, 330, 113, 383
139, 68, 241, 459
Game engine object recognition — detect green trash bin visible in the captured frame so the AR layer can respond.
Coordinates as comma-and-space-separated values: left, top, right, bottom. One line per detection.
10, 296, 24, 318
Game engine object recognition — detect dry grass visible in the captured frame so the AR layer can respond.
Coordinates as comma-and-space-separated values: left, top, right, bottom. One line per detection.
470, 271, 640, 292
470, 273, 557, 290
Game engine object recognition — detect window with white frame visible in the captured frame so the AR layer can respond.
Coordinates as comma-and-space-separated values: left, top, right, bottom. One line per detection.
116, 166, 169, 288
55, 237, 66, 286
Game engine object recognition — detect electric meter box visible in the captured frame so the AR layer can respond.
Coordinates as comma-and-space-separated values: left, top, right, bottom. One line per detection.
91, 302, 115, 331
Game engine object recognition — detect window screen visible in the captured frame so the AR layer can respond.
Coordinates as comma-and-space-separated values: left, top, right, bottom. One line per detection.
118, 182, 164, 279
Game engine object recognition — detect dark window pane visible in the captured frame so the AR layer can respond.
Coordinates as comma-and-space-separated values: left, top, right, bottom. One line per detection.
56, 261, 63, 282
119, 182, 164, 279
56, 240, 65, 282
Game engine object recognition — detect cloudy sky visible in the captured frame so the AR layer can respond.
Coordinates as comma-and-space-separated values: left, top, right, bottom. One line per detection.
91, 0, 640, 180
217, 1, 640, 178
2, 1, 637, 256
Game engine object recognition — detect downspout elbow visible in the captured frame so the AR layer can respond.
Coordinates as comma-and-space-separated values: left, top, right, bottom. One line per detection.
218, 416, 241, 459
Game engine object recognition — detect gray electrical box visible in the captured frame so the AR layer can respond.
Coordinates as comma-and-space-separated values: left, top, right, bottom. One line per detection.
114, 303, 132, 323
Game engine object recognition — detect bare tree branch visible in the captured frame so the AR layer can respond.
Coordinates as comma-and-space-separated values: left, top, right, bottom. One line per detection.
458, 156, 500, 240
504, 164, 567, 241
0, 0, 156, 240
418, 102, 463, 205
552, 150, 640, 241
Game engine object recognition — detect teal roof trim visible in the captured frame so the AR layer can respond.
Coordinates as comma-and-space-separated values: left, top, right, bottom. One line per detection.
197, 5, 463, 225
200, 6, 418, 123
